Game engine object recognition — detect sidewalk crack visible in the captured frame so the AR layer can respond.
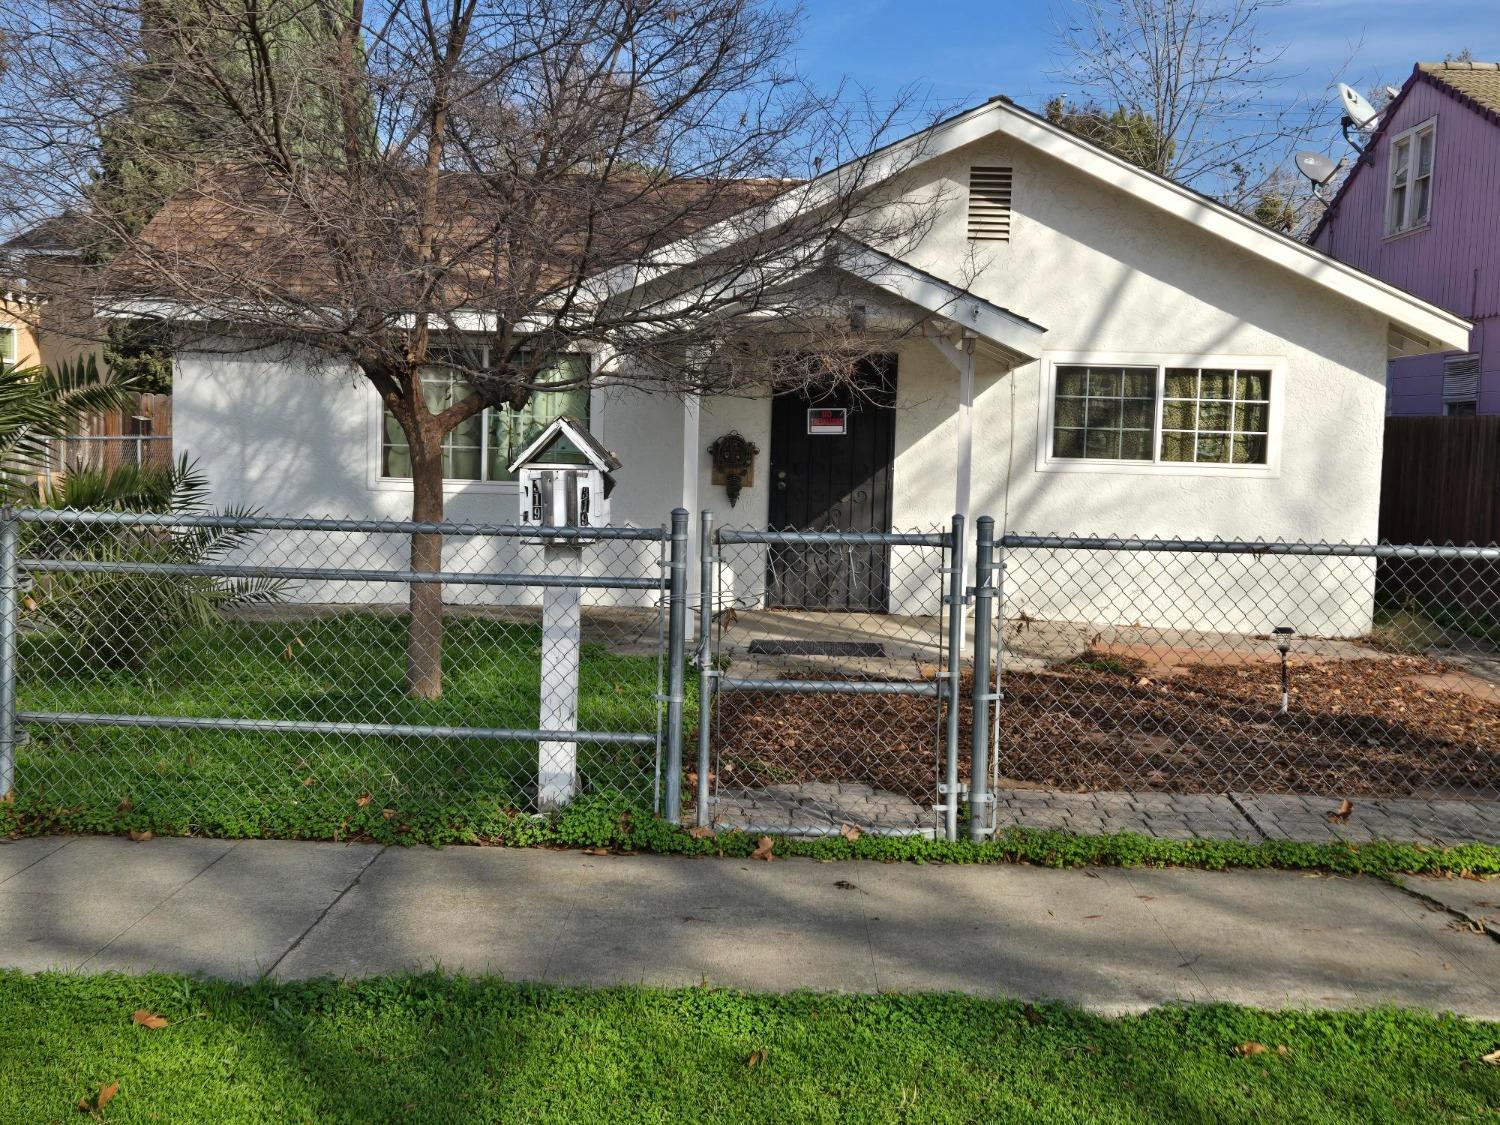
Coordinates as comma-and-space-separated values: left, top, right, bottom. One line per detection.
0, 836, 76, 887
80, 840, 242, 971
260, 844, 387, 980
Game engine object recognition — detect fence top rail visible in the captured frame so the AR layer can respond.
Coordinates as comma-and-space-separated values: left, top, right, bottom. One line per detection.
10, 508, 668, 542
998, 534, 1500, 561
718, 527, 950, 548
18, 557, 665, 590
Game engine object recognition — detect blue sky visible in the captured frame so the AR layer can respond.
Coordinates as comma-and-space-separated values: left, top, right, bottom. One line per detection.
791, 0, 1500, 122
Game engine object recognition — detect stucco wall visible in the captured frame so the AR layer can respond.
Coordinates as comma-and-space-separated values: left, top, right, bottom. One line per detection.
176, 127, 1392, 633
173, 343, 679, 607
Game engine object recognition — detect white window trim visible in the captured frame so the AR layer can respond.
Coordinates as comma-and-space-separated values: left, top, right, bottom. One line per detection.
1385, 117, 1436, 237
364, 348, 595, 496
0, 322, 17, 364
1034, 350, 1285, 479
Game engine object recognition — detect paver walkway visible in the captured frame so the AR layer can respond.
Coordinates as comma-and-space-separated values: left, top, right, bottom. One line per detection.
707, 785, 1500, 842
2, 835, 1498, 1017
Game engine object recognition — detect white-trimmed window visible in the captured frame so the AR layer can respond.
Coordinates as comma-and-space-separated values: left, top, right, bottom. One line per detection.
1049, 361, 1274, 468
1387, 118, 1435, 235
0, 325, 16, 365
380, 349, 590, 484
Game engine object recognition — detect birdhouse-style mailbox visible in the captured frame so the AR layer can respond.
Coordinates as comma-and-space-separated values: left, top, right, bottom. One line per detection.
509, 415, 620, 539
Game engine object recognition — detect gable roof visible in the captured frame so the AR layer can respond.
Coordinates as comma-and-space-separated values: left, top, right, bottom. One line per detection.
595, 95, 1471, 354
508, 415, 621, 474
834, 239, 1047, 361
1309, 62, 1500, 246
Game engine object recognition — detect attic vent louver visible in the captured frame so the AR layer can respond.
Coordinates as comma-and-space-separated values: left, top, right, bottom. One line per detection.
967, 166, 1013, 241
1443, 353, 1480, 405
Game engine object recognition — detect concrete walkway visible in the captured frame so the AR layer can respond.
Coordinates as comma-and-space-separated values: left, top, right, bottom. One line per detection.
2, 835, 1499, 1017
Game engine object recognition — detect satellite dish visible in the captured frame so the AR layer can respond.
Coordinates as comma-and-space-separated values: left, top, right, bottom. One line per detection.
1294, 151, 1339, 186
1339, 83, 1380, 129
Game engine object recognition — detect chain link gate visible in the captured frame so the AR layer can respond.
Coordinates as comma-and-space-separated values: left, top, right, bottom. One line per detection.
695, 513, 967, 838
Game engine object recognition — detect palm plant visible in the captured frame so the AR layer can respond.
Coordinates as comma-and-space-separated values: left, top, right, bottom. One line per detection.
0, 356, 142, 503
24, 457, 285, 668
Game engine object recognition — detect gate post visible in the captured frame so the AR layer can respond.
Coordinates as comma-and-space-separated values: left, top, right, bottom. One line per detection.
663, 508, 689, 824
695, 510, 715, 829
0, 507, 17, 800
968, 516, 997, 842
942, 513, 965, 842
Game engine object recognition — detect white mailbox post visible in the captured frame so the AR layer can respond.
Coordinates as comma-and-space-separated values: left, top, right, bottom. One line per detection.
509, 417, 621, 808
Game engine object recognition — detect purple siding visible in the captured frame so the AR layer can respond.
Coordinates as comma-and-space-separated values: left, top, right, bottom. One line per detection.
1314, 79, 1500, 319
1313, 72, 1500, 415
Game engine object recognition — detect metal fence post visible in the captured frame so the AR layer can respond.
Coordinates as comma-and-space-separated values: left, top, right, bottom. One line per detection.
968, 516, 997, 842
696, 510, 715, 829
663, 508, 689, 824
0, 507, 17, 800
942, 513, 965, 842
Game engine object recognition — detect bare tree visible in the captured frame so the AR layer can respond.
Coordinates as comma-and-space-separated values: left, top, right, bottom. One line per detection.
1050, 0, 1335, 207
0, 0, 941, 698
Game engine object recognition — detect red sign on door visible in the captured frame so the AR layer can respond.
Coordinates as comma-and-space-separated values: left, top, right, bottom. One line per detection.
807, 408, 848, 435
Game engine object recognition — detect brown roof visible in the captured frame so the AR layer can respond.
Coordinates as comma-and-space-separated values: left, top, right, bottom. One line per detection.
1418, 61, 1500, 118
111, 168, 788, 310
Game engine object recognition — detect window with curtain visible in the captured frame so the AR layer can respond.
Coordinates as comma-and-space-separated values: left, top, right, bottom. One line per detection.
1051, 362, 1272, 466
381, 351, 590, 483
0, 326, 15, 364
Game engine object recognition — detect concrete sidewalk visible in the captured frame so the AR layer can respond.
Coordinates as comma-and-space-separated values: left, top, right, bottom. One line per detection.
2, 835, 1498, 1017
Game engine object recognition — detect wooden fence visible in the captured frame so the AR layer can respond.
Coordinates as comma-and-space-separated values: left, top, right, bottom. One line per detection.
1381, 416, 1500, 546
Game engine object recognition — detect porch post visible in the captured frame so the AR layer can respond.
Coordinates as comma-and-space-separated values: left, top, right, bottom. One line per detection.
955, 335, 975, 522
681, 393, 703, 627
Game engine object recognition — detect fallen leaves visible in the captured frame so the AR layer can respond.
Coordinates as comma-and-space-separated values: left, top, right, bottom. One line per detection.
1481, 1047, 1500, 1066
126, 829, 153, 843
355, 793, 372, 808
77, 1080, 119, 1114
750, 836, 775, 862
115, 797, 133, 813
745, 1048, 769, 1068
833, 879, 859, 891
686, 825, 715, 839
839, 824, 862, 842
1327, 799, 1355, 824
1234, 1042, 1290, 1058
131, 1009, 169, 1030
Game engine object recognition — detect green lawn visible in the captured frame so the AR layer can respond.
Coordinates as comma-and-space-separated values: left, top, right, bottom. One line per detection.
1, 972, 1497, 1123
14, 613, 675, 838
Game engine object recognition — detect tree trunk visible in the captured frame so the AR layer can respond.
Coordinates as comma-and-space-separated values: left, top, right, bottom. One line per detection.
406, 436, 445, 700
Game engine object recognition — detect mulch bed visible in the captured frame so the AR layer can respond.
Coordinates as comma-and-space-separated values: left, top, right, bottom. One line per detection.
711, 656, 1500, 800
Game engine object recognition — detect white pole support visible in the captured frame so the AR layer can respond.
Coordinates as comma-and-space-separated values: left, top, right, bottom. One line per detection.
538, 544, 584, 807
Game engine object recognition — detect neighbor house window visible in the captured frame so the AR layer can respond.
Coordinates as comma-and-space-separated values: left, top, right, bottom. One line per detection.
0, 326, 15, 364
1387, 119, 1435, 235
1050, 363, 1273, 466
381, 350, 590, 483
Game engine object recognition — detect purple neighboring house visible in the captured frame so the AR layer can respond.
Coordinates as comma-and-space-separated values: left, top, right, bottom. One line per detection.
1311, 61, 1500, 416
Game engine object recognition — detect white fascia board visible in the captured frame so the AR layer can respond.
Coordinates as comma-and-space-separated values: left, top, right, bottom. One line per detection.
581, 98, 1470, 354
980, 104, 1471, 353
835, 242, 1045, 360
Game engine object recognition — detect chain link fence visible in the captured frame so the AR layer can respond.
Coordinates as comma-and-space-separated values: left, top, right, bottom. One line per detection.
992, 536, 1500, 799
44, 435, 173, 478
3, 504, 1496, 845
3, 508, 676, 835
699, 517, 963, 837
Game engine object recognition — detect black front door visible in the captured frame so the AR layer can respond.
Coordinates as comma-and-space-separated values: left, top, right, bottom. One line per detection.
766, 357, 896, 610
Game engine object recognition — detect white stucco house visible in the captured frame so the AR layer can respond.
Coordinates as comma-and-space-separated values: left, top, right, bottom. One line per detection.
163, 97, 1470, 634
